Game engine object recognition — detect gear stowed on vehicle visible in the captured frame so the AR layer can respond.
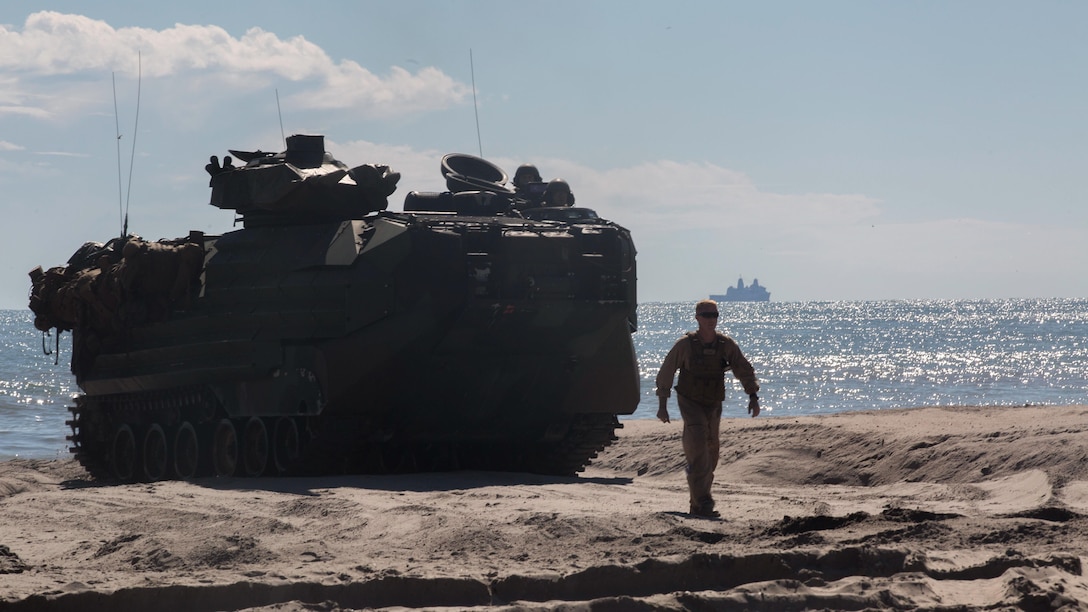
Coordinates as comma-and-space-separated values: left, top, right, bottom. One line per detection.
28, 135, 639, 481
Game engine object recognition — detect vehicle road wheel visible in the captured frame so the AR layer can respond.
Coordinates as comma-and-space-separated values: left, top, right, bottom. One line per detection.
110, 424, 137, 482
241, 417, 269, 477
173, 421, 199, 479
272, 417, 300, 475
141, 424, 169, 482
211, 419, 238, 477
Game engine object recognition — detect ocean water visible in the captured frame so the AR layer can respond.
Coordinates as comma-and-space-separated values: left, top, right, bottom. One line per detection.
2, 299, 1086, 460
1, 311, 79, 460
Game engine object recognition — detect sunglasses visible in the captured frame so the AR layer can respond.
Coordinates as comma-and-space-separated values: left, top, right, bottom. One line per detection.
697, 312, 720, 319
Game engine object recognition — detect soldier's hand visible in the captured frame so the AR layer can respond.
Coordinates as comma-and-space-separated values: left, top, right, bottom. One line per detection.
656, 405, 671, 424
747, 396, 760, 417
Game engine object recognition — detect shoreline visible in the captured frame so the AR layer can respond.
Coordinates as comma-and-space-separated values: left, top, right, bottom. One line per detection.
3, 404, 1088, 610
4, 403, 1080, 463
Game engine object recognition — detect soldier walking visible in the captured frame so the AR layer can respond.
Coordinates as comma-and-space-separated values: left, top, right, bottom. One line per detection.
656, 299, 761, 518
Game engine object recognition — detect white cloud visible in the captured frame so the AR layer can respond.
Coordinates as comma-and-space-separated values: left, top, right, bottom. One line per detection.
0, 105, 51, 118
294, 65, 471, 116
766, 218, 1085, 300
0, 11, 470, 119
33, 151, 89, 157
593, 161, 880, 231
0, 140, 24, 151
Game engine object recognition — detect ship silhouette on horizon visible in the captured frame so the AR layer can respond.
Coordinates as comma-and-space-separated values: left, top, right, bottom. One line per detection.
710, 277, 770, 302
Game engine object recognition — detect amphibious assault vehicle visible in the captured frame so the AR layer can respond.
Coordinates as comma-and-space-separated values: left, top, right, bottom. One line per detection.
28, 135, 639, 481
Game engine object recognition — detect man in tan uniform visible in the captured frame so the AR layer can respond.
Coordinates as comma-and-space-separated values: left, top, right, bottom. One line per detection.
656, 299, 760, 518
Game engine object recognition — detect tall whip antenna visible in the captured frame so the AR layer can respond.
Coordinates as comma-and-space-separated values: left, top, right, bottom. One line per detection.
112, 73, 124, 238
470, 49, 483, 157
276, 88, 286, 147
122, 51, 142, 238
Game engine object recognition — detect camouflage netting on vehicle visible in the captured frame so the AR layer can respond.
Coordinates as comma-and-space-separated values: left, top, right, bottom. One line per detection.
28, 236, 203, 343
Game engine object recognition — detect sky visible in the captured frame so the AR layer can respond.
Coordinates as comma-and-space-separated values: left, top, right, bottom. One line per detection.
1, 1, 1086, 308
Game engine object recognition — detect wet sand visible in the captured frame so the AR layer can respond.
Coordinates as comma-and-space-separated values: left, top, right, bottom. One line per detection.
3, 405, 1088, 611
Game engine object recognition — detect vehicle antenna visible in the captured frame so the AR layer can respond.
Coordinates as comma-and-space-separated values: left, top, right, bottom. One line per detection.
122, 51, 142, 239
112, 72, 124, 238
470, 49, 483, 157
276, 88, 286, 148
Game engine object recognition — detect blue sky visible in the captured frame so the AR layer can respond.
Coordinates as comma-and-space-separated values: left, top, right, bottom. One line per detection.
2, 2, 1086, 308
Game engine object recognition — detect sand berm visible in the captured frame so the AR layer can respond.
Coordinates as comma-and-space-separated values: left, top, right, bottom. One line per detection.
3, 405, 1088, 611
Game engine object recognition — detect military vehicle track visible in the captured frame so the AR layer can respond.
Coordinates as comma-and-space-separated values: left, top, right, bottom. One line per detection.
68, 391, 621, 481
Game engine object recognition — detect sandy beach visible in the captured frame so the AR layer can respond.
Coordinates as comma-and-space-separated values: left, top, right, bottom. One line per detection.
3, 405, 1088, 611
